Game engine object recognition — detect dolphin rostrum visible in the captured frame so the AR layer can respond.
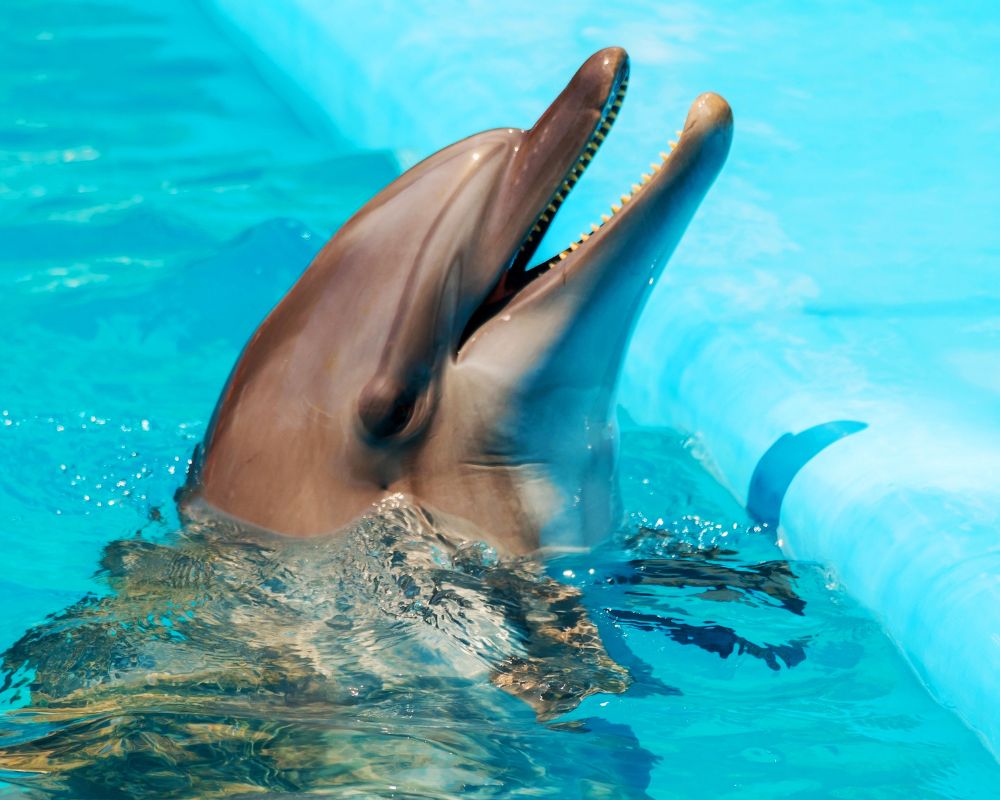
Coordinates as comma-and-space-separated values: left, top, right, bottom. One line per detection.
178, 47, 733, 554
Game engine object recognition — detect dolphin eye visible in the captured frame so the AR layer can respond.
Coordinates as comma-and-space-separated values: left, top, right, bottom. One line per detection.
384, 393, 416, 437
358, 378, 419, 440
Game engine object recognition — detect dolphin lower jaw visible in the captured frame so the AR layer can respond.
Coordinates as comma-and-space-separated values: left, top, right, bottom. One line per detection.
447, 93, 733, 551
392, 342, 625, 553
402, 376, 619, 553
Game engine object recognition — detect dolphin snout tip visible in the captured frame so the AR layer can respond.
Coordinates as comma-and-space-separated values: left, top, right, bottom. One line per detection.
594, 46, 628, 72
680, 92, 734, 167
687, 92, 734, 133
575, 47, 630, 102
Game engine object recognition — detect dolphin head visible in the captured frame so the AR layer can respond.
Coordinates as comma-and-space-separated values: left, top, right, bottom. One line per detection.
179, 47, 733, 554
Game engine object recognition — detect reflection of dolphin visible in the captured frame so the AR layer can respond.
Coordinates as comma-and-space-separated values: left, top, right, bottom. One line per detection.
179, 48, 733, 553
0, 503, 649, 797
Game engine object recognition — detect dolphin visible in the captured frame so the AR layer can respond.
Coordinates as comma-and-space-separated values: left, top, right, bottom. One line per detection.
178, 47, 733, 554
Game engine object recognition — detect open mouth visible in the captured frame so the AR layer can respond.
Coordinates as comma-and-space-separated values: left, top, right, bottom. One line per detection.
459, 74, 697, 349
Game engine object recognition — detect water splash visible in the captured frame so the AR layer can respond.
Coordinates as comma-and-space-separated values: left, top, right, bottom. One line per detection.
0, 496, 640, 798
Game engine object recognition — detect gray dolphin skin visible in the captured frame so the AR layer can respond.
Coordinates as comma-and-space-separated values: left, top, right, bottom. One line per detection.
178, 47, 733, 554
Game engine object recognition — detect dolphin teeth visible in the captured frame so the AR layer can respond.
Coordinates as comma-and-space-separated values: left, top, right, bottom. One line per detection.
650, 162, 661, 173
660, 151, 670, 161
676, 129, 684, 138
669, 140, 678, 150
518, 71, 634, 266
641, 174, 652, 183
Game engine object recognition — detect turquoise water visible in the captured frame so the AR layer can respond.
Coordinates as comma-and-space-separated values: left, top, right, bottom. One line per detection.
0, 1, 998, 797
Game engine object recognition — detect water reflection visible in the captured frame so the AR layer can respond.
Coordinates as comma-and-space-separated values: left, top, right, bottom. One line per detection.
0, 497, 648, 798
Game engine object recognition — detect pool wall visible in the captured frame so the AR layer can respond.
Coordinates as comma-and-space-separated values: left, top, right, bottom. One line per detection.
202, 0, 1000, 757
